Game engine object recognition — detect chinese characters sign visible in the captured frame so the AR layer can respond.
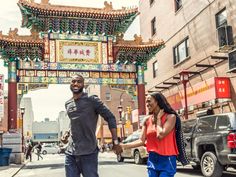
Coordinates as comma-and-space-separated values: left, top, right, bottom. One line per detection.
63, 46, 95, 59
0, 75, 4, 122
215, 77, 231, 98
56, 40, 101, 63
167, 77, 231, 110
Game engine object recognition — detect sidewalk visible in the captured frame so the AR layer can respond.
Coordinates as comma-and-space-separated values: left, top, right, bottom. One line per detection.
0, 163, 25, 177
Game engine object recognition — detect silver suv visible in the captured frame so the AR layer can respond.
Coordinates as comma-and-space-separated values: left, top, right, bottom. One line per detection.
117, 130, 148, 164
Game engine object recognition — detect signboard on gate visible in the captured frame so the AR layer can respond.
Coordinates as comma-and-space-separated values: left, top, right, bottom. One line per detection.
56, 40, 102, 64
0, 74, 4, 122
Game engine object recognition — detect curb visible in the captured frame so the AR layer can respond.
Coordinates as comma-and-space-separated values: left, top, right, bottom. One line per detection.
12, 162, 27, 177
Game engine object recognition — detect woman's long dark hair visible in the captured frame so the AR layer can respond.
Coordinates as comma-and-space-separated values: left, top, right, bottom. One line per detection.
150, 92, 178, 116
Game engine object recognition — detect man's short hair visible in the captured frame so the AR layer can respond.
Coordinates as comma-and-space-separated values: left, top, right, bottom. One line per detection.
71, 74, 84, 81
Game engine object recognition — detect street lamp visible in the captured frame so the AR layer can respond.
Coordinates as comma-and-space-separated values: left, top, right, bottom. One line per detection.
20, 107, 25, 152
180, 70, 189, 120
117, 105, 125, 140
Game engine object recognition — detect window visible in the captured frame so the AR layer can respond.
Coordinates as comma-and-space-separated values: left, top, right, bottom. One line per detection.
105, 92, 111, 101
216, 115, 230, 130
151, 17, 156, 36
197, 116, 217, 133
173, 37, 189, 64
150, 0, 155, 6
182, 119, 197, 134
153, 61, 158, 78
131, 134, 140, 142
216, 8, 227, 29
175, 0, 182, 12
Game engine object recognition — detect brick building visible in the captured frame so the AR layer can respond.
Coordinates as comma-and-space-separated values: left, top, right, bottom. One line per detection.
140, 0, 236, 118
94, 86, 136, 143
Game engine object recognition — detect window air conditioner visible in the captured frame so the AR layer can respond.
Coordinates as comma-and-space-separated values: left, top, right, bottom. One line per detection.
228, 49, 236, 72
217, 25, 234, 47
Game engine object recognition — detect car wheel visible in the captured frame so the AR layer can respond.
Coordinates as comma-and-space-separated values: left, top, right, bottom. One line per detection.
117, 154, 124, 162
42, 150, 47, 155
200, 151, 223, 177
134, 151, 143, 164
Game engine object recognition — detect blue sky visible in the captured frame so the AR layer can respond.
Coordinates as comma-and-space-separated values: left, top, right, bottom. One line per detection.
0, 0, 140, 121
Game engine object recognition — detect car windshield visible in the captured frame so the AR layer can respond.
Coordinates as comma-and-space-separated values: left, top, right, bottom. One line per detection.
123, 131, 141, 143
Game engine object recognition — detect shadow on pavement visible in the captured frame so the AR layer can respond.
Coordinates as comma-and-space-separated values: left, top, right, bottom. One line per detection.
99, 160, 146, 166
23, 163, 64, 170
177, 168, 236, 177
177, 168, 203, 176
99, 161, 124, 166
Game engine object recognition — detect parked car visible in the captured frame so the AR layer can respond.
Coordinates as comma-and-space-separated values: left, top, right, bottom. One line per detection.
117, 130, 148, 164
182, 112, 236, 177
41, 144, 59, 155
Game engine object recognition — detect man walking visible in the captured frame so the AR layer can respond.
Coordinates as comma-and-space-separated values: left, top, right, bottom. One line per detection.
35, 142, 43, 160
62, 74, 122, 177
25, 140, 33, 162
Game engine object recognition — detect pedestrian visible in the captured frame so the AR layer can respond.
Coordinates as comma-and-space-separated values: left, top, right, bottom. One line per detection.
62, 74, 122, 177
121, 92, 180, 177
25, 140, 33, 162
35, 142, 43, 160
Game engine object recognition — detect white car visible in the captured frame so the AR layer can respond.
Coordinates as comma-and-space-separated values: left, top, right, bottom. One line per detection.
41, 144, 59, 155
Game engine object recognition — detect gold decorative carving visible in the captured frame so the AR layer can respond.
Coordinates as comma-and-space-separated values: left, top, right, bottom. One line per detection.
8, 28, 19, 39
0, 27, 42, 42
41, 0, 50, 5
104, 1, 113, 11
116, 33, 124, 43
134, 34, 143, 45
30, 28, 39, 40
149, 38, 153, 43
115, 33, 165, 48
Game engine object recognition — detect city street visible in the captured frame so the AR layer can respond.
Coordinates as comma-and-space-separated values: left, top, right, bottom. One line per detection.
14, 152, 236, 177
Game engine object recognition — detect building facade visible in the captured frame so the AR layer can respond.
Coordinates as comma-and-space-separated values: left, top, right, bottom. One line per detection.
20, 97, 34, 137
100, 86, 136, 140
140, 0, 236, 118
32, 118, 59, 144
57, 111, 70, 138
87, 85, 136, 143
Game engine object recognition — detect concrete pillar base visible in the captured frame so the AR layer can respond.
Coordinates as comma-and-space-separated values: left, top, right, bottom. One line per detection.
10, 152, 24, 164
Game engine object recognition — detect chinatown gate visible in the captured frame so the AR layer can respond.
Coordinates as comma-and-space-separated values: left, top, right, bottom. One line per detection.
0, 0, 164, 133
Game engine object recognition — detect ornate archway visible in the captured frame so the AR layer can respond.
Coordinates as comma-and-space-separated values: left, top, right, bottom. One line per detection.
0, 0, 164, 131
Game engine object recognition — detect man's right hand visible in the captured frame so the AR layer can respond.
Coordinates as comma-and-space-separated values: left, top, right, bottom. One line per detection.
61, 131, 70, 144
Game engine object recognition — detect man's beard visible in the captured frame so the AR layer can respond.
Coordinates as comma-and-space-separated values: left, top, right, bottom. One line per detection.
70, 86, 83, 94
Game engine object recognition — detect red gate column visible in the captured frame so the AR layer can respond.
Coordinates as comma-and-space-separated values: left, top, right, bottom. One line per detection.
137, 65, 146, 116
8, 61, 17, 131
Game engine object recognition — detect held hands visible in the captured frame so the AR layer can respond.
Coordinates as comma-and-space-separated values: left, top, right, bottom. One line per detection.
120, 143, 126, 150
112, 144, 123, 155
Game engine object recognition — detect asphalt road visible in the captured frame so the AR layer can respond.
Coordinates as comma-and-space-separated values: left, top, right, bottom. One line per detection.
14, 152, 236, 177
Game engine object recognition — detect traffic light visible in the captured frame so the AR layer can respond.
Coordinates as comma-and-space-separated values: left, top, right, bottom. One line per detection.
126, 106, 132, 114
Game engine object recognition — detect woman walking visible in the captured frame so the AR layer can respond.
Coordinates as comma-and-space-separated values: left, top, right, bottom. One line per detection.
121, 92, 179, 177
